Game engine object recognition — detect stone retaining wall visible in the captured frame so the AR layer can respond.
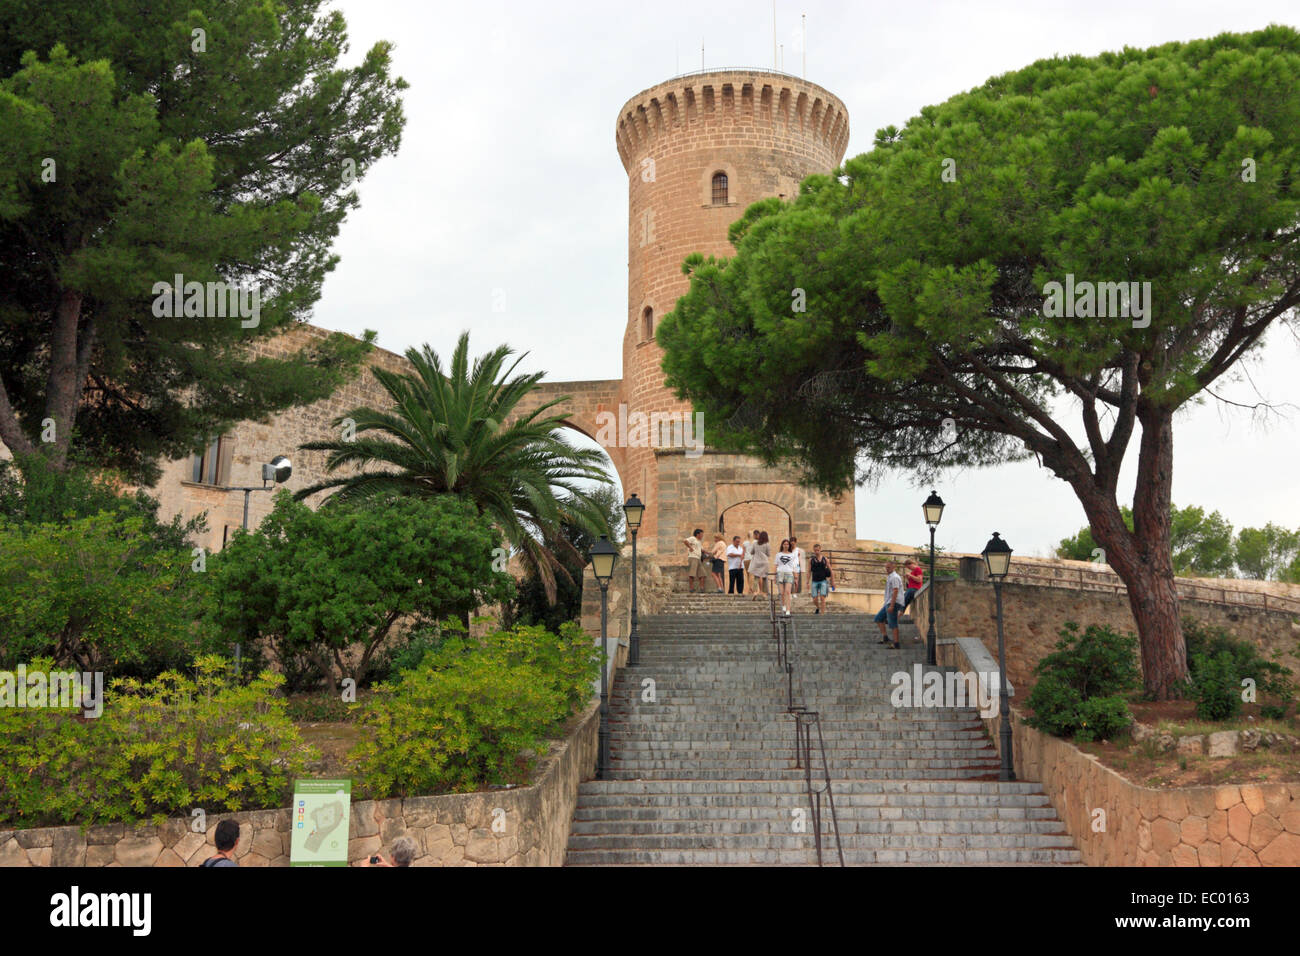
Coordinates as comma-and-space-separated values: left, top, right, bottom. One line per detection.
926, 578, 1300, 696
938, 638, 1300, 866
0, 701, 600, 868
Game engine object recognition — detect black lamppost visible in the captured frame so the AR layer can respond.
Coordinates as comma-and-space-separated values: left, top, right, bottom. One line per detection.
231, 455, 293, 530
922, 490, 945, 666
623, 494, 645, 666
589, 535, 618, 779
982, 531, 1016, 782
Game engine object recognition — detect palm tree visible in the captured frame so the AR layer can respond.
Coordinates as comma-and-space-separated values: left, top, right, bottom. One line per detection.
296, 333, 614, 602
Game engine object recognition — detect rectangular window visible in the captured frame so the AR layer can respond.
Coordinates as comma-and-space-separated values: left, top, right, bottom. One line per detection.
190, 436, 230, 486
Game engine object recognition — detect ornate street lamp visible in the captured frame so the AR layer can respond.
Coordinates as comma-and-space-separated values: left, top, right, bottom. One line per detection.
922, 490, 945, 666
623, 494, 644, 666
982, 531, 1016, 782
589, 535, 618, 780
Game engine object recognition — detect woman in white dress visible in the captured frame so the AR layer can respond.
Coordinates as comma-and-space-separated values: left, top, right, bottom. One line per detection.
748, 530, 771, 601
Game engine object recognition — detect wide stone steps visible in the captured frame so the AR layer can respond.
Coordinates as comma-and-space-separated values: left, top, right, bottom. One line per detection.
566, 611, 1080, 866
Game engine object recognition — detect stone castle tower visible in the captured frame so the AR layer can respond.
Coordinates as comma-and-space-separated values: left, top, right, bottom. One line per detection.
608, 70, 857, 558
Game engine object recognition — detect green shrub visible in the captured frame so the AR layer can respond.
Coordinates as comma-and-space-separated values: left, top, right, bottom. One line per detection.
438, 622, 601, 714
1183, 618, 1294, 717
0, 511, 200, 676
1025, 622, 1140, 740
1075, 696, 1135, 743
351, 622, 600, 797
1190, 650, 1242, 721
202, 492, 514, 690
0, 656, 313, 828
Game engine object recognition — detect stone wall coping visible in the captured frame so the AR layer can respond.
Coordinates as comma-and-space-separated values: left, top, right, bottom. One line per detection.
952, 636, 1015, 698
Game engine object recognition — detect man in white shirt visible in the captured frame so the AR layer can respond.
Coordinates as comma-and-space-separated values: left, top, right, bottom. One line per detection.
726, 536, 746, 594
875, 561, 904, 648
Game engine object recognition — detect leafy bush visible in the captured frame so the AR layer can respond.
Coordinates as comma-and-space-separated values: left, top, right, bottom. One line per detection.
1183, 618, 1294, 714
351, 622, 600, 797
1075, 695, 1137, 743
1190, 650, 1241, 721
202, 492, 514, 690
1025, 622, 1140, 740
0, 510, 200, 675
0, 656, 313, 828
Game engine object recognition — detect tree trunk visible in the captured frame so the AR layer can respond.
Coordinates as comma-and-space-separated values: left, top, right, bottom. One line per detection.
1073, 404, 1189, 699
41, 290, 96, 470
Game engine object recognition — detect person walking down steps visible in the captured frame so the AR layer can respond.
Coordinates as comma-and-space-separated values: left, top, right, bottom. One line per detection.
774, 539, 799, 615
749, 531, 771, 602
809, 544, 833, 614
726, 535, 746, 594
875, 561, 904, 648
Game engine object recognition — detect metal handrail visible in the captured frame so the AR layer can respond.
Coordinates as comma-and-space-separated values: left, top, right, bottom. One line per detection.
795, 710, 845, 867
778, 614, 844, 867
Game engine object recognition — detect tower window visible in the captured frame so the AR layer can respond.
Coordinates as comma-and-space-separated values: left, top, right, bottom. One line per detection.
711, 172, 728, 205
642, 307, 654, 342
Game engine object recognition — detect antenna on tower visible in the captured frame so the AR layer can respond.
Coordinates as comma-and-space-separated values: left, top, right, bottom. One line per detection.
802, 13, 807, 78
780, 43, 784, 72
773, 0, 777, 70
701, 38, 704, 72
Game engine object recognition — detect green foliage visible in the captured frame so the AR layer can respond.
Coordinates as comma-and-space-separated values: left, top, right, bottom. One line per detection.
296, 332, 615, 605
1057, 508, 1132, 561
509, 483, 627, 631
350, 622, 600, 797
1183, 618, 1294, 715
1057, 504, 1236, 578
0, 509, 199, 675
1025, 622, 1140, 740
1233, 523, 1300, 581
0, 656, 313, 828
1170, 505, 1236, 577
1189, 651, 1241, 721
202, 491, 514, 691
0, 1, 406, 480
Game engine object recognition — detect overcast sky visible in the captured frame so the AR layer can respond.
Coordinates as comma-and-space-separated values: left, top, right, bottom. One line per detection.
314, 0, 1300, 557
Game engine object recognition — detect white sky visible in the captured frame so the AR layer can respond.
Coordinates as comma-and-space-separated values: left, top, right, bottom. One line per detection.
314, 0, 1300, 558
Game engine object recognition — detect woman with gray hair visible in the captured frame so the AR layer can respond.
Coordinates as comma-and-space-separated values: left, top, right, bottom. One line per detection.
365, 834, 419, 867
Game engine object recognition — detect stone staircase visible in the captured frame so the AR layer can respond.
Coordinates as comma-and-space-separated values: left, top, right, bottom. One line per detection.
565, 608, 1081, 866
659, 590, 858, 614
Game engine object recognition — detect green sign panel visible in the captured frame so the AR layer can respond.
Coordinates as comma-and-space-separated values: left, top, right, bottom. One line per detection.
289, 779, 352, 867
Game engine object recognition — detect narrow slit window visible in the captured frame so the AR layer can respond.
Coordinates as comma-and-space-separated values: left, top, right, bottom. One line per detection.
642, 307, 654, 342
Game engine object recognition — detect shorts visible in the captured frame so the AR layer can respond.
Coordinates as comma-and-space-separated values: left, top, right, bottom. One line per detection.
875, 604, 899, 628
775, 570, 795, 585
688, 558, 710, 581
711, 558, 725, 573
811, 580, 829, 597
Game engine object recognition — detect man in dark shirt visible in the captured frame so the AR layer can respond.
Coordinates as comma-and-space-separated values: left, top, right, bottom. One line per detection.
200, 819, 242, 867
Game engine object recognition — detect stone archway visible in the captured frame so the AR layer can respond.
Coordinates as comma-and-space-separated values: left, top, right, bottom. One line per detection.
718, 499, 791, 544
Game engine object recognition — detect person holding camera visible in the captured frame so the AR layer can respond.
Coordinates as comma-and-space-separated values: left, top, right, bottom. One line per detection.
363, 835, 418, 867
